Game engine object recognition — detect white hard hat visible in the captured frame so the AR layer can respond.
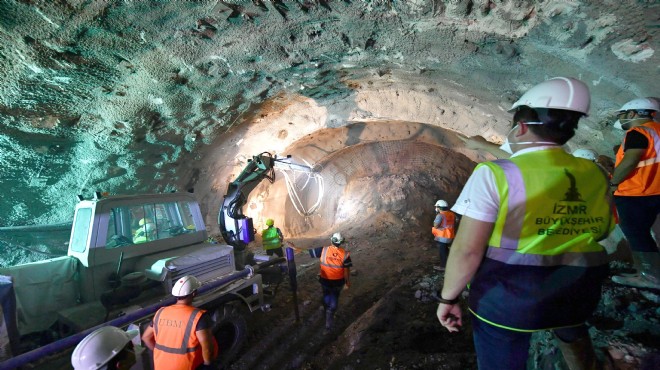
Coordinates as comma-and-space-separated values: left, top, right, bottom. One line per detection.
509, 77, 590, 116
138, 218, 151, 226
617, 97, 659, 113
172, 275, 201, 297
572, 148, 598, 161
331, 232, 344, 245
71, 326, 137, 370
434, 200, 448, 208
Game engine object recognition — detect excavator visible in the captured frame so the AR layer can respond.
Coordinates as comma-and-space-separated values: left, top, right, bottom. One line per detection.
218, 151, 321, 266
0, 152, 320, 369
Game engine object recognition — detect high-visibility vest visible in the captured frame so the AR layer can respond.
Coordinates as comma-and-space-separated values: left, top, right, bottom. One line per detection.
320, 245, 349, 280
614, 121, 660, 196
153, 305, 205, 370
432, 210, 456, 243
468, 148, 612, 332
262, 227, 282, 250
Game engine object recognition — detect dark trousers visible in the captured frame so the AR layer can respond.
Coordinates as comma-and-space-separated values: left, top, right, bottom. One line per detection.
472, 315, 590, 370
320, 281, 343, 312
266, 247, 284, 257
614, 194, 660, 253
437, 241, 451, 268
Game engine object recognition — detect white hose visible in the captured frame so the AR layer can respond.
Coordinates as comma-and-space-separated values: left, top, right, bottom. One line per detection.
276, 158, 324, 217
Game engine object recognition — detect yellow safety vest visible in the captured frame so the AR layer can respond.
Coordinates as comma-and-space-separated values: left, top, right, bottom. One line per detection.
262, 227, 282, 250
468, 148, 612, 332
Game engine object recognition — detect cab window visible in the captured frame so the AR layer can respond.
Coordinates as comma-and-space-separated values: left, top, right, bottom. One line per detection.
70, 208, 92, 253
105, 200, 199, 248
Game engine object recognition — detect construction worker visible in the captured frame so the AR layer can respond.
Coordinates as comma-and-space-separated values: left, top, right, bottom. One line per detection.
610, 97, 660, 289
572, 148, 616, 178
133, 222, 156, 243
437, 77, 613, 370
261, 218, 284, 257
142, 275, 218, 370
572, 148, 598, 161
71, 326, 138, 370
318, 232, 352, 331
432, 199, 456, 271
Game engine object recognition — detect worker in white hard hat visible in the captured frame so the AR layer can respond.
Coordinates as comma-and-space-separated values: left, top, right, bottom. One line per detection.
71, 326, 138, 370
572, 148, 598, 161
315, 232, 352, 331
437, 77, 613, 370
572, 147, 616, 176
432, 200, 457, 271
133, 222, 157, 244
261, 218, 284, 257
141, 275, 218, 370
609, 97, 660, 290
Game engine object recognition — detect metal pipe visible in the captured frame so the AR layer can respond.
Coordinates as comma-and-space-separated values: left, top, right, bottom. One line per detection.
285, 247, 299, 321
252, 256, 286, 272
0, 267, 253, 370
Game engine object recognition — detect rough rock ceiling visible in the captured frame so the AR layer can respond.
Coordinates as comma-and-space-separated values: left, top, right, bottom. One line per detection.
0, 0, 658, 230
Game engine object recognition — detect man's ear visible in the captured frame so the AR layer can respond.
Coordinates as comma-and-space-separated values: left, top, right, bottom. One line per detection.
515, 122, 529, 136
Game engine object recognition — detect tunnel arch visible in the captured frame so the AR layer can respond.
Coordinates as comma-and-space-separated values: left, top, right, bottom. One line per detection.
243, 119, 479, 241
284, 139, 475, 238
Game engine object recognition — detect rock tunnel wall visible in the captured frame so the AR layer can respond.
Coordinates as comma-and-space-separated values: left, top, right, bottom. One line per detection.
259, 139, 475, 239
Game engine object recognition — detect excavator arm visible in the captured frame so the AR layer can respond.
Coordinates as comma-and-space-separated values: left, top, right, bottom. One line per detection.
219, 152, 276, 251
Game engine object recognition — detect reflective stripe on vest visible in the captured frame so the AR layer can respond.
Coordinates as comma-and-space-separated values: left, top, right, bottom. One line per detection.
320, 246, 347, 280
154, 307, 202, 354
635, 126, 660, 168
483, 150, 611, 267
615, 122, 660, 196
432, 211, 456, 243
262, 227, 281, 250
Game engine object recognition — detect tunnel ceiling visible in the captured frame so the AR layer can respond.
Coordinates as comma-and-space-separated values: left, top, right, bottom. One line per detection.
0, 0, 658, 228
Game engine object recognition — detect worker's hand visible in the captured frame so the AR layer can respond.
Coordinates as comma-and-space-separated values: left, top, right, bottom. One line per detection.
344, 281, 350, 290
436, 303, 463, 333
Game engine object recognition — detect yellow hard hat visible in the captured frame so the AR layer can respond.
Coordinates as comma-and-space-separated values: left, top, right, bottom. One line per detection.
266, 219, 274, 226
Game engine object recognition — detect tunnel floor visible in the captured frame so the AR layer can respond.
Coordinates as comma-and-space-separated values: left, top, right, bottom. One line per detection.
229, 228, 659, 369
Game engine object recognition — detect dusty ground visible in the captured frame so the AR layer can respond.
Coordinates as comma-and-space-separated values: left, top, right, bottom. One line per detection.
2, 164, 659, 370
227, 217, 660, 369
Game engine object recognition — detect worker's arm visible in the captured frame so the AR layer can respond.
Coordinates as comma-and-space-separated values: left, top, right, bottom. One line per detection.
610, 148, 645, 185
433, 214, 442, 229
437, 216, 493, 332
141, 325, 156, 351
459, 135, 511, 159
343, 267, 351, 288
196, 328, 216, 365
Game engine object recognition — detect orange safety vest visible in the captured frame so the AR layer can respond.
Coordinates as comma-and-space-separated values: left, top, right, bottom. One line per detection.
153, 305, 205, 370
432, 210, 456, 242
615, 121, 660, 196
320, 245, 349, 280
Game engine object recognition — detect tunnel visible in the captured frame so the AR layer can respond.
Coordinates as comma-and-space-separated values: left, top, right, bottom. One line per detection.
0, 1, 659, 369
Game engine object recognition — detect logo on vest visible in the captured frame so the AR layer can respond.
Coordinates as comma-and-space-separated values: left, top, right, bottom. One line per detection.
561, 169, 583, 202
536, 169, 603, 236
158, 318, 183, 328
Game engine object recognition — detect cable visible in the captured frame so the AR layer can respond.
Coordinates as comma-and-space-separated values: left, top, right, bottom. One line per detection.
276, 157, 324, 217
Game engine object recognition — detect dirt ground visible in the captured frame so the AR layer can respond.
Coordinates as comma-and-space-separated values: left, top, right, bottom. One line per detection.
227, 214, 660, 369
